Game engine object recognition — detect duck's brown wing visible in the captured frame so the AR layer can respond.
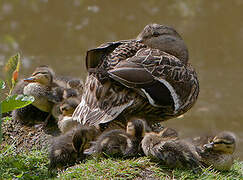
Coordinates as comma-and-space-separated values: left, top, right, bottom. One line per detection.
108, 48, 199, 113
86, 40, 133, 69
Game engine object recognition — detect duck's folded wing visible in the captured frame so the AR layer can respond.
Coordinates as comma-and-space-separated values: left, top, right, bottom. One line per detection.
108, 48, 199, 112
86, 40, 133, 69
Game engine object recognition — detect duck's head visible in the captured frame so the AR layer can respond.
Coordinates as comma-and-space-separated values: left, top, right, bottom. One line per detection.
60, 98, 79, 116
126, 118, 146, 139
24, 66, 54, 86
203, 131, 236, 154
136, 23, 189, 64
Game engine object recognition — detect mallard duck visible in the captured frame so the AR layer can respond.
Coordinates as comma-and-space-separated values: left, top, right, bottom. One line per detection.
49, 125, 98, 170
84, 118, 146, 157
197, 131, 236, 171
72, 23, 199, 130
141, 128, 202, 171
57, 98, 80, 133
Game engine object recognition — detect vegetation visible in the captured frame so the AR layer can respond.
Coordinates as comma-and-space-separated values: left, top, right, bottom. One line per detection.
0, 54, 34, 143
0, 145, 242, 179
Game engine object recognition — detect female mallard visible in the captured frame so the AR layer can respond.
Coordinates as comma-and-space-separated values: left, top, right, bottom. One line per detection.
72, 24, 199, 129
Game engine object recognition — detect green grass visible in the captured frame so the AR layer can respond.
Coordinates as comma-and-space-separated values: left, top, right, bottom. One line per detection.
0, 145, 242, 180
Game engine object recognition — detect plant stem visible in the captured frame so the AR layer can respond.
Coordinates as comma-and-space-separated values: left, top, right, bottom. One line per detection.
0, 102, 2, 144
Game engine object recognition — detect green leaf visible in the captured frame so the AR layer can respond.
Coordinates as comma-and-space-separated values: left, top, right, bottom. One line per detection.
0, 80, 5, 90
1, 94, 34, 113
4, 53, 21, 91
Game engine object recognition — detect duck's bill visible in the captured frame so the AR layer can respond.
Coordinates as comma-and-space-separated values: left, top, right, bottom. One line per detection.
203, 142, 214, 149
23, 77, 36, 82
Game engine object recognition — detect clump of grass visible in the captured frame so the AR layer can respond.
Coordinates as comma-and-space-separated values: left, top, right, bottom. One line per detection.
0, 145, 51, 179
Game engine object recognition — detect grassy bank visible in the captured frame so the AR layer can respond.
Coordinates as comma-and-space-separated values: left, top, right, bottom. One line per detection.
0, 145, 242, 180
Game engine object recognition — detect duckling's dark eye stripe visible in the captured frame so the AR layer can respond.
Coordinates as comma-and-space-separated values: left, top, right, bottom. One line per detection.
214, 141, 233, 145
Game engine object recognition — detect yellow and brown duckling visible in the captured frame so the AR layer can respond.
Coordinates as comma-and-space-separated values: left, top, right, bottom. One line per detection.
84, 119, 146, 157
57, 98, 80, 133
197, 131, 236, 171
12, 66, 61, 125
141, 127, 202, 171
72, 23, 199, 132
49, 125, 99, 170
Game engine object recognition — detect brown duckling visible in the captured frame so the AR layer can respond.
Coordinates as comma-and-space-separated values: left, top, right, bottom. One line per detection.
66, 79, 83, 96
198, 131, 236, 171
141, 128, 202, 171
49, 125, 98, 170
57, 98, 80, 133
84, 118, 146, 157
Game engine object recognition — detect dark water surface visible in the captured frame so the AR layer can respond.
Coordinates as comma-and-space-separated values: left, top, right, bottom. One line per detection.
0, 0, 242, 160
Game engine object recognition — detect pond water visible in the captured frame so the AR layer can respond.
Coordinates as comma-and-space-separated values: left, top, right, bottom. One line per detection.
0, 0, 242, 160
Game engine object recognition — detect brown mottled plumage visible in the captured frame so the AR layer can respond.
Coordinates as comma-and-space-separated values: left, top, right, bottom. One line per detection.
72, 24, 199, 129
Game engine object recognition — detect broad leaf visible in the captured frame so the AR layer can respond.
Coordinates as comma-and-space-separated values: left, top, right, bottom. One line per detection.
1, 94, 34, 113
0, 80, 5, 90
4, 53, 20, 90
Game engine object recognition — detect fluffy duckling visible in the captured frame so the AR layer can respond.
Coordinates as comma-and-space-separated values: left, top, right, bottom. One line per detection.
57, 98, 80, 133
49, 125, 98, 170
84, 118, 146, 157
12, 66, 61, 125
67, 79, 83, 95
142, 128, 202, 171
23, 67, 60, 112
198, 131, 236, 171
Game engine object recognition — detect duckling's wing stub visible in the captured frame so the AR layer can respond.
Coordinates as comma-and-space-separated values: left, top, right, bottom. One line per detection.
86, 41, 124, 69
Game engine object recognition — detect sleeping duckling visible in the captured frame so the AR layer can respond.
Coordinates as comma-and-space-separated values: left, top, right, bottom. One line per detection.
49, 125, 98, 170
142, 128, 202, 171
57, 98, 80, 133
84, 118, 146, 157
198, 131, 236, 171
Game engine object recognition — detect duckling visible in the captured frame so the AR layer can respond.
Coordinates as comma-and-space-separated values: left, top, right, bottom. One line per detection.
67, 79, 83, 95
141, 128, 202, 171
49, 125, 98, 170
84, 118, 146, 157
23, 67, 60, 112
57, 98, 80, 133
198, 131, 236, 171
12, 67, 61, 125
